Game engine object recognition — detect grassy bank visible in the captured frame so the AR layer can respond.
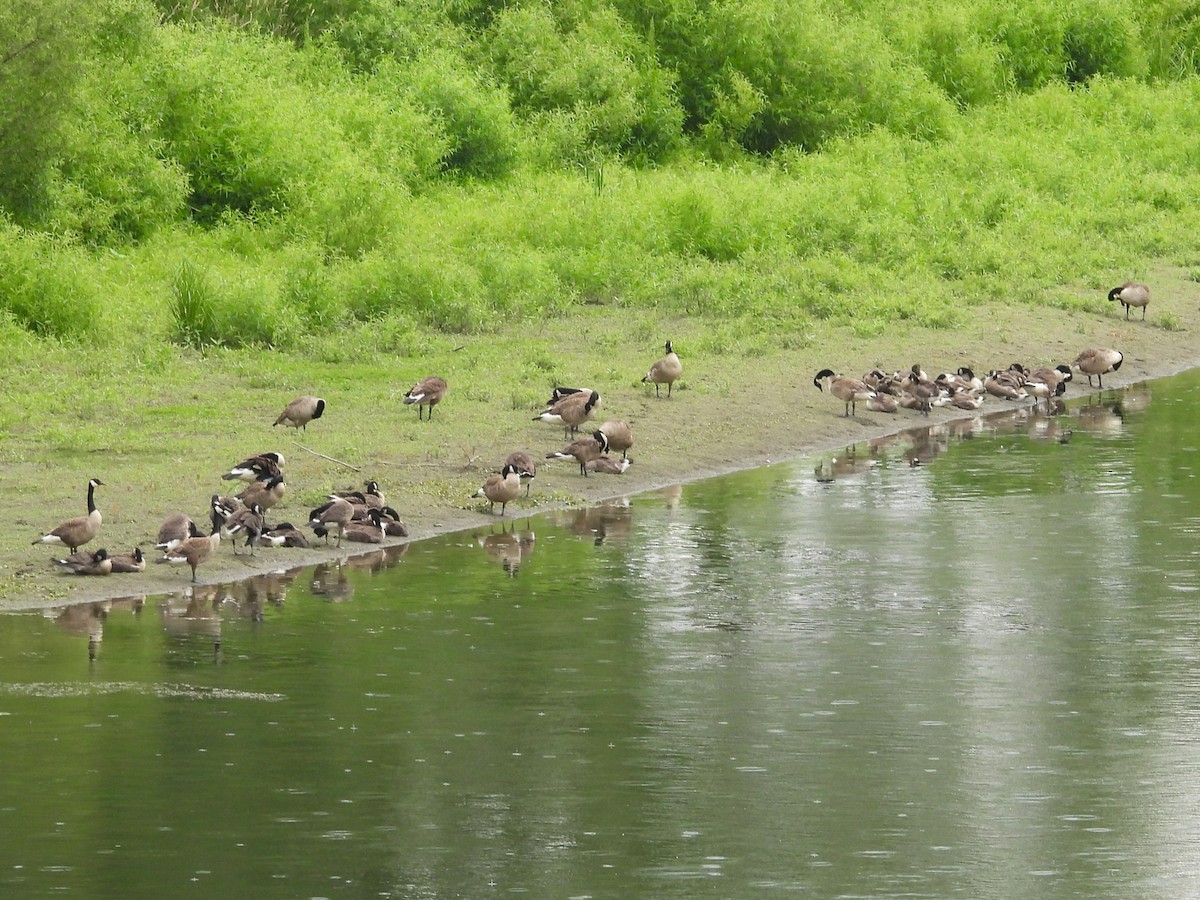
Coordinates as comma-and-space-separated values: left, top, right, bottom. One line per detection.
6, 259, 1200, 609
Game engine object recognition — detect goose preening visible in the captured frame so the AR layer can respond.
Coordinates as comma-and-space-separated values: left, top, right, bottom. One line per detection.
222, 451, 285, 482
210, 494, 242, 533
334, 508, 386, 544
403, 376, 447, 420
156, 513, 201, 550
377, 507, 409, 537
223, 503, 266, 556
257, 522, 310, 548
108, 547, 146, 574
598, 419, 633, 459
476, 464, 523, 516
643, 340, 682, 398
1024, 365, 1073, 407
56, 547, 112, 576
308, 497, 355, 547
331, 480, 386, 520
34, 478, 104, 554
813, 370, 875, 417
237, 474, 287, 512
156, 527, 221, 582
1108, 282, 1149, 321
546, 430, 610, 476
534, 388, 601, 438
273, 396, 325, 430
505, 451, 537, 496
1073, 348, 1124, 388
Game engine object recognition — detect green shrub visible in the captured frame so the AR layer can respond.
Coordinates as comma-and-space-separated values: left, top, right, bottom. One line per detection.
401, 47, 518, 180
486, 5, 683, 163
170, 258, 279, 348
700, 0, 955, 152
0, 223, 103, 340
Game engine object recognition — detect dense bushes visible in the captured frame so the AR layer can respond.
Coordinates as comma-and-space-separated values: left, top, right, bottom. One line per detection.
5, 0, 1200, 351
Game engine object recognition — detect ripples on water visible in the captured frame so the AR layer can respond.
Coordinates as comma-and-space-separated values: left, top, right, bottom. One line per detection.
6, 378, 1200, 896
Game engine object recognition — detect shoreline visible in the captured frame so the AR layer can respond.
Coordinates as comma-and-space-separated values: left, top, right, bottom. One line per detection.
8, 265, 1200, 613
8, 358, 1192, 616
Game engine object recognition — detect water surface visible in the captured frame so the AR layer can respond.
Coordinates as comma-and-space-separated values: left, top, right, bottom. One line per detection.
3, 374, 1200, 897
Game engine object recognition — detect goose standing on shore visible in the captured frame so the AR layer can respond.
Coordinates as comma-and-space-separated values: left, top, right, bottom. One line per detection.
642, 341, 682, 398
599, 420, 633, 460
403, 376, 447, 420
475, 464, 523, 516
157, 527, 221, 582
505, 451, 537, 496
535, 389, 601, 438
813, 370, 874, 417
1074, 348, 1124, 388
1108, 282, 1150, 321
34, 478, 104, 554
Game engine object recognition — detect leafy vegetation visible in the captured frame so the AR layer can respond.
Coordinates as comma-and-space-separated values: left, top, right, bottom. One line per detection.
2, 0, 1200, 354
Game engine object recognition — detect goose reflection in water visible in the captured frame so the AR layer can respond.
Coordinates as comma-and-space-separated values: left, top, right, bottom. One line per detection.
50, 595, 144, 662
555, 499, 632, 547
1073, 401, 1125, 438
476, 524, 536, 577
158, 584, 223, 661
310, 560, 353, 603
343, 543, 408, 575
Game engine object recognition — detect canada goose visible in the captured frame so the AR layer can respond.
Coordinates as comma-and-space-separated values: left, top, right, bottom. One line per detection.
238, 474, 286, 512
332, 480, 386, 520
210, 494, 242, 533
274, 396, 325, 430
223, 503, 266, 555
545, 387, 585, 406
377, 506, 409, 537
862, 368, 891, 392
587, 457, 633, 475
157, 526, 221, 582
56, 548, 112, 576
866, 393, 899, 413
984, 370, 1027, 401
156, 513, 200, 550
642, 341, 682, 398
1025, 365, 1074, 406
109, 547, 146, 574
1108, 282, 1150, 320
222, 451, 285, 482
813, 370, 875, 417
534, 389, 601, 438
34, 478, 104, 554
257, 522, 310, 548
1073, 348, 1124, 388
505, 451, 537, 496
403, 376, 448, 420
949, 389, 985, 411
309, 497, 355, 546
599, 419, 633, 459
334, 508, 385, 544
546, 430, 610, 476
476, 464, 523, 515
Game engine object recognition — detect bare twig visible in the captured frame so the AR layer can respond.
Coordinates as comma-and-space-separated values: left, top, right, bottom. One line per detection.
289, 441, 361, 472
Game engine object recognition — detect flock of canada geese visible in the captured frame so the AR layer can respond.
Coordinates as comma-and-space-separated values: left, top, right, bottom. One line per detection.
814, 282, 1144, 418
27, 279, 1148, 585
30, 341, 685, 582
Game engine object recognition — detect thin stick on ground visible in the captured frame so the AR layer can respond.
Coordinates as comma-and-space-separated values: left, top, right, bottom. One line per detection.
289, 440, 361, 472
